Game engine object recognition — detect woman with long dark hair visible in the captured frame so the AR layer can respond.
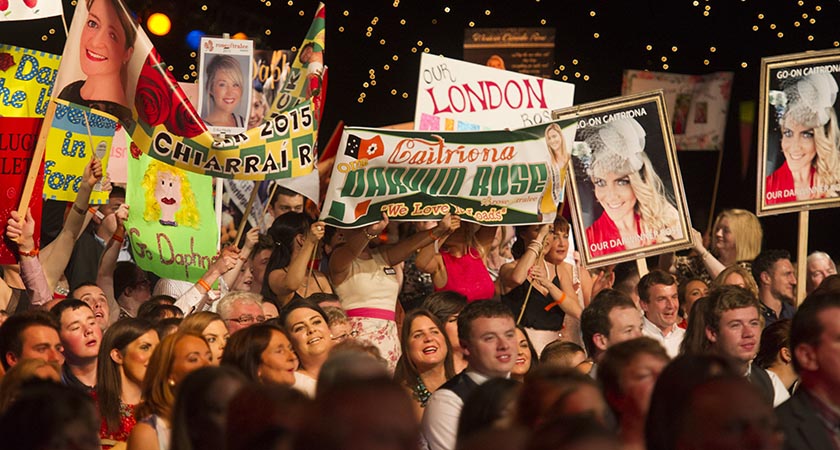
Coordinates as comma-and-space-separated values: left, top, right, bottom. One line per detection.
95, 318, 159, 449
393, 309, 455, 420
262, 212, 331, 306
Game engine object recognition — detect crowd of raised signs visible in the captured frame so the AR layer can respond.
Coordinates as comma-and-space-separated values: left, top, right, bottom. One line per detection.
0, 159, 836, 450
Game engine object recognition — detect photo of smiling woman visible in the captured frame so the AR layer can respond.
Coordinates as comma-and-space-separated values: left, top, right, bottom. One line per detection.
545, 122, 571, 209
57, 0, 137, 125
765, 72, 840, 205
580, 117, 683, 258
200, 54, 249, 133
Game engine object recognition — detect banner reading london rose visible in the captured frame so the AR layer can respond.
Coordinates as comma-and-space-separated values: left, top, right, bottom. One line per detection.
49, 0, 323, 181
414, 53, 574, 132
320, 121, 577, 228
757, 48, 840, 216
553, 91, 693, 268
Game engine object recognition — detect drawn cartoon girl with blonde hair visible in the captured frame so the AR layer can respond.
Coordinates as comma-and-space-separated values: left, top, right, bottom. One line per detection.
141, 160, 200, 228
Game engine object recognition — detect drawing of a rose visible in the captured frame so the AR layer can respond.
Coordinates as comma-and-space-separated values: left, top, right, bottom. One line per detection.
135, 54, 172, 126
0, 52, 15, 71
166, 93, 206, 138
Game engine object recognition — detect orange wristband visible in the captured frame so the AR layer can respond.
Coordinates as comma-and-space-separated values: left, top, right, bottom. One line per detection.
111, 233, 124, 244
197, 279, 212, 291
18, 248, 39, 258
544, 291, 567, 311
88, 207, 105, 220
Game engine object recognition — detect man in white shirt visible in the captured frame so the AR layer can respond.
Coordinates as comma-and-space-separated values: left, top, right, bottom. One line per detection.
638, 270, 684, 358
421, 300, 517, 450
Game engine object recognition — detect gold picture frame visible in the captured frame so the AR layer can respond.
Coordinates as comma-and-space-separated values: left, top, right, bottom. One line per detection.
552, 90, 694, 268
757, 48, 840, 216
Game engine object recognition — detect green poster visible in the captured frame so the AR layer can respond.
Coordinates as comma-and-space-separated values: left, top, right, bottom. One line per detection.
126, 152, 218, 282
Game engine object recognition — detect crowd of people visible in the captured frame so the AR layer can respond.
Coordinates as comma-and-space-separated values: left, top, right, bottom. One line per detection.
0, 157, 838, 450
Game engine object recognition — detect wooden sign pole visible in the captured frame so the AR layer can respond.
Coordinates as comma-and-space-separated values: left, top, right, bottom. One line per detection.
796, 211, 809, 306
234, 180, 261, 248
706, 149, 725, 233
262, 182, 278, 219
16, 100, 57, 218
214, 178, 224, 252
636, 257, 649, 278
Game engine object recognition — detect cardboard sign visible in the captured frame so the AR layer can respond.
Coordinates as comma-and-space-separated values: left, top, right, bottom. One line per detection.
414, 53, 574, 132
0, 117, 44, 264
623, 69, 733, 151
47, 0, 325, 181
757, 48, 840, 216
0, 44, 60, 117
126, 152, 218, 282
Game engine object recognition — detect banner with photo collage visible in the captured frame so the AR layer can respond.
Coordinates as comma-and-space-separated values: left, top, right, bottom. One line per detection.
320, 120, 578, 228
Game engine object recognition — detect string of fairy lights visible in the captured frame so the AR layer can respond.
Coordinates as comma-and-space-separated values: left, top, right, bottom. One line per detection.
31, 0, 840, 116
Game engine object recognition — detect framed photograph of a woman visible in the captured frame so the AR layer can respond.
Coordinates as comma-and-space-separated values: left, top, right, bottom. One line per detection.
198, 37, 254, 136
757, 49, 840, 216
552, 91, 693, 268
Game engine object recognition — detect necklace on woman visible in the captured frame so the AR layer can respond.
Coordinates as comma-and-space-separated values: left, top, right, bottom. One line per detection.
413, 376, 432, 407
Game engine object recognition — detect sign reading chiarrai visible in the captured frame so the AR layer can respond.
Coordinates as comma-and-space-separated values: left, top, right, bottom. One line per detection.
320, 121, 577, 228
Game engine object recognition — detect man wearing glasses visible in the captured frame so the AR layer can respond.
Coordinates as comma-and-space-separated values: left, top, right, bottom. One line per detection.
217, 292, 266, 334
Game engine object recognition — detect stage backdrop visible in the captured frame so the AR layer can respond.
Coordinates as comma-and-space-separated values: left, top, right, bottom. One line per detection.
622, 69, 733, 152
463, 27, 555, 78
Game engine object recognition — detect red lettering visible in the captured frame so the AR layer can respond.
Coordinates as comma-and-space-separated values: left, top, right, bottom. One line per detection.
426, 87, 452, 114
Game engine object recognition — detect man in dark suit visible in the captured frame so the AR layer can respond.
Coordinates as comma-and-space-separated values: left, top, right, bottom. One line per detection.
421, 300, 517, 450
777, 291, 840, 450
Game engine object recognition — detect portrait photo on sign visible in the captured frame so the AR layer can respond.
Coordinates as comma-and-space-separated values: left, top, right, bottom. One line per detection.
757, 48, 840, 216
553, 91, 693, 268
52, 0, 141, 127
197, 37, 254, 136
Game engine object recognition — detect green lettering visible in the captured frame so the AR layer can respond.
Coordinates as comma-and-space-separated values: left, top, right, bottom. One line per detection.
528, 164, 548, 194
491, 165, 509, 196
470, 166, 492, 196
341, 169, 367, 197
440, 168, 466, 196
386, 167, 408, 195
510, 164, 528, 195
364, 167, 389, 197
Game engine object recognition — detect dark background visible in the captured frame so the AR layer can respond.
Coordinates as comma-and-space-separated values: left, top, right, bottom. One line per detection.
4, 0, 840, 259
